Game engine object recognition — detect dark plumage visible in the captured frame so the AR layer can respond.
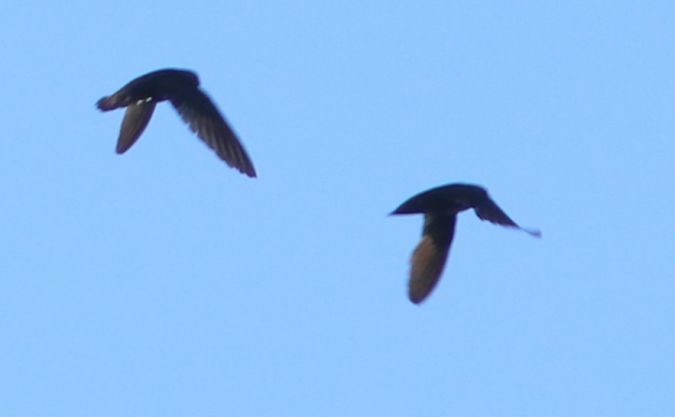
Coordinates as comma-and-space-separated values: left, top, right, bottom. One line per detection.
391, 183, 540, 304
97, 68, 256, 177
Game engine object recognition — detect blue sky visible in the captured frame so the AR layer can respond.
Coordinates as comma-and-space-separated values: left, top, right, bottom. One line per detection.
1, 1, 674, 416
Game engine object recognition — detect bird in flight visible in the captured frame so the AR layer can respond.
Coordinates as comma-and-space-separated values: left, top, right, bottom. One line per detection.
391, 183, 540, 304
96, 68, 256, 177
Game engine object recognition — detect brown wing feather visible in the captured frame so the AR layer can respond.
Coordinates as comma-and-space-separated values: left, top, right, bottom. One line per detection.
170, 89, 257, 177
409, 213, 456, 304
116, 101, 156, 154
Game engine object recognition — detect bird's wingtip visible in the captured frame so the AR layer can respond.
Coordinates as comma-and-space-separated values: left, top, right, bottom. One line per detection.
408, 293, 426, 305
242, 166, 257, 178
523, 228, 542, 238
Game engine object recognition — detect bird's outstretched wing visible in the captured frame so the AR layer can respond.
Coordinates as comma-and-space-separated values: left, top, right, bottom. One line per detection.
409, 213, 457, 304
475, 198, 541, 237
116, 101, 156, 154
474, 198, 518, 227
170, 89, 257, 177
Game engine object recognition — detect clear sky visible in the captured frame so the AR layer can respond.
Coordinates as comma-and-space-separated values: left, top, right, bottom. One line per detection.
1, 1, 674, 416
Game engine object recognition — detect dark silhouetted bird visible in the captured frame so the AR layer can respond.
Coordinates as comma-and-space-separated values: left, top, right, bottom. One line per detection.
391, 183, 540, 304
97, 68, 256, 177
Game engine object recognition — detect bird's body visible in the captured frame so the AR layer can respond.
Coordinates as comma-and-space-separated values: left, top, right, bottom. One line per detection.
97, 68, 256, 177
392, 183, 487, 216
391, 183, 540, 304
